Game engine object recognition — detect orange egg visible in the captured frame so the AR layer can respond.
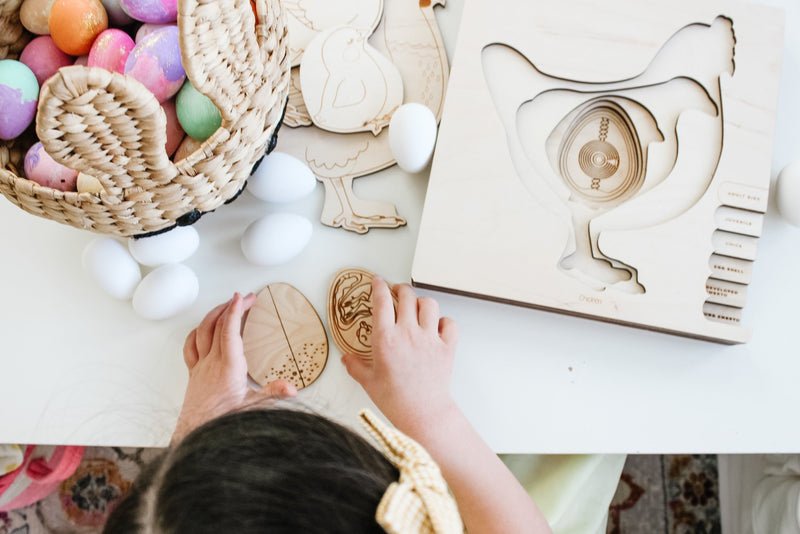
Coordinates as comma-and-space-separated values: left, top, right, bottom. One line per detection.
49, 0, 108, 56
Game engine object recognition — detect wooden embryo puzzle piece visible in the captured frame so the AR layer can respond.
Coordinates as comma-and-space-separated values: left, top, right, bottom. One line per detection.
278, 0, 449, 233
242, 283, 328, 390
411, 0, 784, 343
327, 267, 397, 358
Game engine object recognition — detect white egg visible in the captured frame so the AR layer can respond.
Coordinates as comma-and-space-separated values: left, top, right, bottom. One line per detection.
777, 161, 800, 227
241, 213, 313, 266
132, 264, 199, 320
82, 238, 142, 299
248, 152, 317, 203
389, 103, 438, 173
128, 226, 200, 267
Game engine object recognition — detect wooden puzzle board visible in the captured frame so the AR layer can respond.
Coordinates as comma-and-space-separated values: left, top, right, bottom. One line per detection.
412, 0, 785, 344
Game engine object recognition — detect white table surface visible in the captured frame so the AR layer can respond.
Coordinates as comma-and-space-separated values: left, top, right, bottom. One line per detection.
1, 0, 799, 453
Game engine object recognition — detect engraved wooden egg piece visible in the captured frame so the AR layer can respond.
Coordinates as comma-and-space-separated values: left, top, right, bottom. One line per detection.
553, 98, 646, 206
327, 267, 397, 358
242, 283, 328, 390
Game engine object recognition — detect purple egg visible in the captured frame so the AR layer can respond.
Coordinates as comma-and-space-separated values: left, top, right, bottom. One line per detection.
0, 60, 39, 140
88, 29, 135, 74
118, 0, 177, 23
124, 26, 185, 102
24, 142, 79, 191
135, 22, 171, 43
19, 36, 73, 86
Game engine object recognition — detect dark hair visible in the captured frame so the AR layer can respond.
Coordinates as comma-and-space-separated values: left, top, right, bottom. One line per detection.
103, 408, 399, 533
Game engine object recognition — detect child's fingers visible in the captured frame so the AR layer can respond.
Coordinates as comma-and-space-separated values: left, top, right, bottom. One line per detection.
217, 293, 245, 358
342, 353, 373, 386
210, 298, 235, 356
417, 296, 440, 331
183, 329, 199, 369
371, 277, 395, 331
196, 300, 231, 356
393, 283, 418, 325
438, 317, 459, 346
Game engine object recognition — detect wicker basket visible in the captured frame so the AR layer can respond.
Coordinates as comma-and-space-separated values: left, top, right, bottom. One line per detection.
0, 0, 289, 238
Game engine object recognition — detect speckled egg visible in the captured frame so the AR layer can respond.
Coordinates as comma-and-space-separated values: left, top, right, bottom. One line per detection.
100, 0, 133, 26
20, 36, 73, 86
20, 0, 55, 35
24, 142, 79, 191
161, 97, 185, 156
0, 60, 39, 140
48, 0, 108, 56
118, 0, 176, 23
88, 29, 135, 74
124, 26, 185, 102
176, 81, 221, 141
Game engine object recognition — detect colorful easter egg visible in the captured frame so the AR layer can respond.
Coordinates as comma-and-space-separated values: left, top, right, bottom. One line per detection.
24, 142, 79, 191
100, 0, 133, 26
20, 0, 55, 35
134, 22, 170, 43
176, 81, 221, 141
173, 135, 203, 161
19, 36, 72, 87
88, 29, 135, 74
124, 26, 185, 102
118, 0, 177, 23
0, 60, 39, 140
161, 97, 185, 156
49, 0, 109, 56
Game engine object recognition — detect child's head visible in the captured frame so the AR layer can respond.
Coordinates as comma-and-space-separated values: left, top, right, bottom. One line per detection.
103, 408, 399, 533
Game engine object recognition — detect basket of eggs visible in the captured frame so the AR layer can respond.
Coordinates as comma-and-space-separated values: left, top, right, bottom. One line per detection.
0, 0, 289, 238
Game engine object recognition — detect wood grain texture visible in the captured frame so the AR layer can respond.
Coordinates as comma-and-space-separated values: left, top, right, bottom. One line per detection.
412, 0, 784, 344
242, 282, 328, 390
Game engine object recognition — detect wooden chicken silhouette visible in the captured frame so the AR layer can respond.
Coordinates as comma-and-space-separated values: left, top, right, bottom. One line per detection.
482, 17, 735, 293
279, 0, 449, 233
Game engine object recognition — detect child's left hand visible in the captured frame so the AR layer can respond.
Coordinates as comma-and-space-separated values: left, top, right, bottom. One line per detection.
173, 292, 297, 443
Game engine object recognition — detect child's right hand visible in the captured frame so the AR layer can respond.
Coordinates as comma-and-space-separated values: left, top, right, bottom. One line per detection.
342, 277, 459, 435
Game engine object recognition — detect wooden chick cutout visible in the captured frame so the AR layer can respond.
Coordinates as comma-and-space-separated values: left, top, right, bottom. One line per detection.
279, 0, 449, 233
242, 283, 328, 390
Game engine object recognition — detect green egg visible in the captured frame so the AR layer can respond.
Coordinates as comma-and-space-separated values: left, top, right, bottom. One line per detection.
175, 81, 222, 142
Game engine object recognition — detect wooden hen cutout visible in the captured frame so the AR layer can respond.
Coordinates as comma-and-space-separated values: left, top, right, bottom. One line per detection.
242, 283, 328, 390
279, 0, 449, 233
412, 0, 784, 344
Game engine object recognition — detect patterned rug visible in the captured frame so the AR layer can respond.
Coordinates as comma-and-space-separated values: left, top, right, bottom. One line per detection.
1, 450, 720, 533
608, 455, 721, 534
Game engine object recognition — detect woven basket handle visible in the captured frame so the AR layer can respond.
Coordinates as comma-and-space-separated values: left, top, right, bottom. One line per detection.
179, 0, 272, 125
36, 66, 179, 195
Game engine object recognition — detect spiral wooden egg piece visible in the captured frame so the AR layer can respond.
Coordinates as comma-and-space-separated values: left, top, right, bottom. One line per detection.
242, 283, 328, 390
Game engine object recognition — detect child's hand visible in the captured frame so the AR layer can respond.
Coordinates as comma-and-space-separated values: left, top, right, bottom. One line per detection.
342, 278, 459, 435
173, 292, 297, 443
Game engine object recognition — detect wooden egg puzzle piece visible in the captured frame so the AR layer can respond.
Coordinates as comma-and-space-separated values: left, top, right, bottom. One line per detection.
242, 283, 328, 390
327, 267, 397, 358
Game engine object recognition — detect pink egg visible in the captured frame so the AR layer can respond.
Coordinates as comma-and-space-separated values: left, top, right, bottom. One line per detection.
88, 29, 135, 74
73, 54, 89, 66
135, 22, 170, 43
19, 36, 73, 86
161, 98, 184, 156
24, 142, 78, 191
124, 26, 184, 102
118, 0, 176, 23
